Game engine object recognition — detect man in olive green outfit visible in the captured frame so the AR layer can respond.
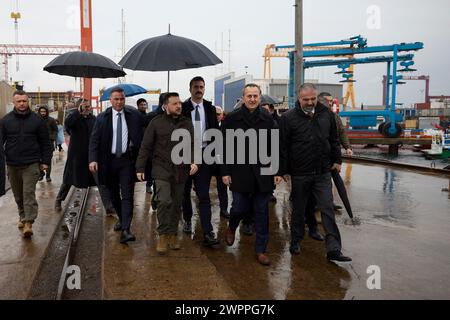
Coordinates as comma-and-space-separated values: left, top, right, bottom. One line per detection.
136, 92, 198, 254
1, 90, 53, 238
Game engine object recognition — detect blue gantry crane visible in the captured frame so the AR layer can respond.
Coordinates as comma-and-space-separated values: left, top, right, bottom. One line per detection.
283, 37, 423, 138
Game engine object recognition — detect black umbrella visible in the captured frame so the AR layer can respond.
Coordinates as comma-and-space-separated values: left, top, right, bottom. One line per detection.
331, 170, 354, 219
44, 51, 126, 78
261, 94, 281, 105
119, 32, 222, 90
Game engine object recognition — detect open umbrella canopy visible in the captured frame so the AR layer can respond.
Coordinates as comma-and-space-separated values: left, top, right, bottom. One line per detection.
100, 83, 147, 102
44, 51, 126, 78
119, 33, 222, 72
261, 94, 282, 105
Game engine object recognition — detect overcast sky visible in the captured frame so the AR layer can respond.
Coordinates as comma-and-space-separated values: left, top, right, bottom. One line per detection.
1, 0, 449, 107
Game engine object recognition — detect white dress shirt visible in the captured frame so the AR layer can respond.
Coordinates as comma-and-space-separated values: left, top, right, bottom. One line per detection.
111, 108, 129, 155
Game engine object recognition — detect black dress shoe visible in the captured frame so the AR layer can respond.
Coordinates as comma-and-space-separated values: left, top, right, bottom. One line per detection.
113, 221, 122, 232
120, 230, 136, 244
203, 233, 219, 247
242, 223, 253, 236
289, 243, 301, 255
183, 221, 192, 234
327, 250, 352, 262
308, 229, 325, 241
151, 197, 158, 210
333, 204, 343, 210
220, 210, 230, 219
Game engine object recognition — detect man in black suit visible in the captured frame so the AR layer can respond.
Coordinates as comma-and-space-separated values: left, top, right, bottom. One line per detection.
89, 87, 143, 244
181, 76, 220, 247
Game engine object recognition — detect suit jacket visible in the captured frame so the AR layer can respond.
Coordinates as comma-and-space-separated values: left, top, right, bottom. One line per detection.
89, 106, 143, 184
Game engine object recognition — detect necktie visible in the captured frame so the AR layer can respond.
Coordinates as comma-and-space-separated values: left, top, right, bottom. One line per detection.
195, 105, 203, 147
195, 105, 201, 122
116, 112, 123, 157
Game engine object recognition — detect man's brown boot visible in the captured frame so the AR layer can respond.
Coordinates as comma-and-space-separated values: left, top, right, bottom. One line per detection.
23, 222, 33, 238
18, 220, 24, 229
156, 235, 168, 255
168, 235, 181, 250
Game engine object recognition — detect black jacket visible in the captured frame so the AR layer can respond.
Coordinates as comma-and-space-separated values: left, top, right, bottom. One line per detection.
89, 106, 143, 184
38, 106, 58, 141
136, 113, 194, 184
220, 106, 277, 193
1, 108, 53, 167
182, 98, 219, 132
63, 110, 96, 188
278, 101, 341, 176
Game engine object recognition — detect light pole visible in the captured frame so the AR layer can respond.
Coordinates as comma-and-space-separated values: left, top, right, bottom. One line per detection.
295, 0, 303, 99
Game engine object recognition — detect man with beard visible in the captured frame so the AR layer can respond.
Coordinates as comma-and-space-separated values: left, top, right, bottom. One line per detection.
276, 83, 351, 262
37, 105, 58, 182
181, 77, 220, 247
136, 92, 198, 254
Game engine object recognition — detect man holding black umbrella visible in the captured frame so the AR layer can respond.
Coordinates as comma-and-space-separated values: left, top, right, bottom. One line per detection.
181, 76, 220, 247
89, 87, 143, 244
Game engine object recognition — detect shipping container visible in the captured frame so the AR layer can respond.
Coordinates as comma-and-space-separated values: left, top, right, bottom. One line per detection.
418, 117, 441, 129
416, 103, 431, 110
404, 119, 418, 129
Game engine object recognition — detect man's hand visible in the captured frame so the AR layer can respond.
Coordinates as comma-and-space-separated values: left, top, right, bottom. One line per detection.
190, 164, 199, 176
136, 172, 145, 182
344, 149, 354, 157
89, 162, 98, 173
274, 176, 284, 185
331, 163, 342, 173
222, 176, 232, 187
40, 164, 48, 171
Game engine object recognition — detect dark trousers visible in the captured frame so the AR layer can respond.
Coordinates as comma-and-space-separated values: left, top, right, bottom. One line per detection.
229, 191, 270, 254
105, 156, 136, 231
215, 175, 228, 212
291, 173, 342, 253
305, 196, 318, 230
182, 164, 213, 235
56, 183, 72, 201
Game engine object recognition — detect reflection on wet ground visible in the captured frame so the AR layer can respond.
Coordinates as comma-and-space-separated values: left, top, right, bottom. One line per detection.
1, 155, 449, 299
104, 163, 450, 300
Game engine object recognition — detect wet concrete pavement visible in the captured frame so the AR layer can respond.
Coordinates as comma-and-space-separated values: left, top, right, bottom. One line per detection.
1, 157, 449, 299
0, 151, 66, 299
103, 163, 450, 300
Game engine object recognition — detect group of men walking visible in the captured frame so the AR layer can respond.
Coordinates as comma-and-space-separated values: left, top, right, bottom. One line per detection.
0, 77, 352, 266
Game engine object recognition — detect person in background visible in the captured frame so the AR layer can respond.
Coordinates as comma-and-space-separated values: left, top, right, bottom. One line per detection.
213, 106, 230, 219
55, 120, 64, 152
136, 98, 154, 195
55, 98, 97, 211
37, 105, 58, 182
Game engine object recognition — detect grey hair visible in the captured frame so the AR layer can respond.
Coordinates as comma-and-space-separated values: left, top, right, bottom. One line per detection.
299, 83, 318, 93
242, 83, 262, 96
